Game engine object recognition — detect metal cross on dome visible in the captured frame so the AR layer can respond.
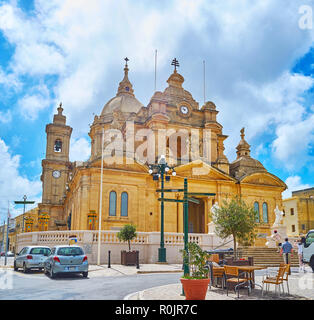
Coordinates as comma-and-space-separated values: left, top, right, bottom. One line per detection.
171, 58, 179, 71
124, 57, 129, 67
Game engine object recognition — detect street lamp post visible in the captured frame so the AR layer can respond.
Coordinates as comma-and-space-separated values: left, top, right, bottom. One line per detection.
14, 195, 35, 233
149, 155, 176, 263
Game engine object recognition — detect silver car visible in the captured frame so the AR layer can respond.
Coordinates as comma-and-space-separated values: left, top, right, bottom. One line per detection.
44, 245, 88, 278
14, 246, 51, 273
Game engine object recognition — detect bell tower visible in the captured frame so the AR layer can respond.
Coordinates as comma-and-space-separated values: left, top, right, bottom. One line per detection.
39, 103, 72, 230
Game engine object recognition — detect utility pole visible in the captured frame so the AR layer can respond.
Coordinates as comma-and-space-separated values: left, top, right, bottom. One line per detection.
4, 201, 10, 266
1, 219, 5, 253
14, 195, 35, 232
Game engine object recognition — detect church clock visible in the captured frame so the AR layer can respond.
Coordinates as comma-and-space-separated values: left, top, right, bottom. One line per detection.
52, 170, 61, 179
180, 105, 189, 114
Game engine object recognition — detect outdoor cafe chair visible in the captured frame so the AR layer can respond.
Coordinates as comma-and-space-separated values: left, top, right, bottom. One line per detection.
265, 263, 290, 295
208, 261, 225, 290
224, 265, 249, 298
262, 266, 286, 297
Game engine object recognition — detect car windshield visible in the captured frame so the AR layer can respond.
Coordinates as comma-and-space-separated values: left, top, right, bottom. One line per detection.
30, 248, 51, 255
305, 232, 314, 246
57, 247, 84, 256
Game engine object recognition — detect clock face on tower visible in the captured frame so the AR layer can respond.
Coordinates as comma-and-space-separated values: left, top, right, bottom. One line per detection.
180, 105, 189, 115
52, 170, 61, 179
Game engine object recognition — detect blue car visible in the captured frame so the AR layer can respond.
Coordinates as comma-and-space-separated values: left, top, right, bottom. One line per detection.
44, 245, 88, 278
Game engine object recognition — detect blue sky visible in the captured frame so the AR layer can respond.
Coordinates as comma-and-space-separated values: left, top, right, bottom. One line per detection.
0, 0, 313, 219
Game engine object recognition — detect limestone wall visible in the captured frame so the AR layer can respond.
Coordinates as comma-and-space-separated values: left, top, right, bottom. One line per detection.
16, 230, 233, 265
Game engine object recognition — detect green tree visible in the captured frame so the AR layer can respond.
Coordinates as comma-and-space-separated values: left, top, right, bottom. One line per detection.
210, 197, 257, 258
117, 224, 137, 251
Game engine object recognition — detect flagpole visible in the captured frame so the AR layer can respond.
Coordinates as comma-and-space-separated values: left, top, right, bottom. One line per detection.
203, 60, 206, 105
4, 201, 10, 266
154, 49, 157, 92
1, 220, 4, 253
97, 128, 105, 266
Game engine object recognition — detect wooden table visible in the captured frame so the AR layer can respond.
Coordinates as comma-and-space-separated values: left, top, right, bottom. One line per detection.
232, 265, 268, 291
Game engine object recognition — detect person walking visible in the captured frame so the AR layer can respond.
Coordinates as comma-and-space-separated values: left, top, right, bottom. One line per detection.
281, 238, 293, 274
297, 237, 306, 273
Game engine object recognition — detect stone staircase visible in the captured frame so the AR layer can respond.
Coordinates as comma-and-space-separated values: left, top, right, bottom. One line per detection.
238, 247, 299, 267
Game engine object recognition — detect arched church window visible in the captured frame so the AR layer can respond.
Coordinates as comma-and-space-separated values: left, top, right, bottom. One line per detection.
254, 202, 260, 222
262, 202, 268, 223
109, 191, 117, 216
121, 192, 128, 217
54, 139, 62, 152
177, 136, 182, 159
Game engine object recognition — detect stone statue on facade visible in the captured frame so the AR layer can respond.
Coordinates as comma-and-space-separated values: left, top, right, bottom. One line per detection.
208, 202, 220, 234
210, 202, 220, 216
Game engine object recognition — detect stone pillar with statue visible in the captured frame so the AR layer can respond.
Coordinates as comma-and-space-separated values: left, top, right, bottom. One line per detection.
265, 205, 288, 248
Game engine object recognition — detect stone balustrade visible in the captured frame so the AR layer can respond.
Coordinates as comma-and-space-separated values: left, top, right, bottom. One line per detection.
16, 230, 231, 264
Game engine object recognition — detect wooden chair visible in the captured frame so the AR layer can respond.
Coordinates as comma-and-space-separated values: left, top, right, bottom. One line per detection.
262, 266, 286, 297
208, 262, 225, 290
210, 254, 220, 264
224, 265, 249, 298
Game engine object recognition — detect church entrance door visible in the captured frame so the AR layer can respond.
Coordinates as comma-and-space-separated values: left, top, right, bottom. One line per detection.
188, 199, 205, 233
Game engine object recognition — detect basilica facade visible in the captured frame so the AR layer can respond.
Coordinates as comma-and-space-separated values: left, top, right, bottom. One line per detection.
38, 59, 287, 246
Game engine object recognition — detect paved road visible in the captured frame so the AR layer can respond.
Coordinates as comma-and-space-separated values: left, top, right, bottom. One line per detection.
0, 269, 181, 300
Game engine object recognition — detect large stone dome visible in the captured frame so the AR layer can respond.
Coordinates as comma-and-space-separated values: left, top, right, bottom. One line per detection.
101, 93, 143, 116
101, 58, 144, 116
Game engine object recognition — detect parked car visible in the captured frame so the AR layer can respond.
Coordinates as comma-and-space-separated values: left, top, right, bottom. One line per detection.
1, 251, 15, 257
14, 246, 51, 272
44, 245, 88, 278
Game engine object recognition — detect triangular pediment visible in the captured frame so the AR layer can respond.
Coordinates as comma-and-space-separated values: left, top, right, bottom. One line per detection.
240, 172, 287, 189
174, 160, 235, 181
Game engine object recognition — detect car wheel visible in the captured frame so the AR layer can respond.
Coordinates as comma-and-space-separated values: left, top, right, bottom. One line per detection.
23, 263, 29, 273
44, 266, 48, 275
82, 272, 88, 278
14, 261, 18, 271
50, 267, 56, 279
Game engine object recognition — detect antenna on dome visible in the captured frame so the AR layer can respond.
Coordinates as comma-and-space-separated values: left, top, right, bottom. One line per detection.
203, 60, 206, 105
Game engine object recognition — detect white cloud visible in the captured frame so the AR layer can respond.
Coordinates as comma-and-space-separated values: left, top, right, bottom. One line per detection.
69, 137, 90, 162
17, 84, 51, 120
272, 114, 314, 169
0, 138, 42, 219
282, 176, 312, 199
0, 109, 12, 123
0, 0, 313, 171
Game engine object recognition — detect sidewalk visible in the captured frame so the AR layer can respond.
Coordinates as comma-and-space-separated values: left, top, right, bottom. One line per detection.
125, 266, 314, 301
88, 263, 183, 277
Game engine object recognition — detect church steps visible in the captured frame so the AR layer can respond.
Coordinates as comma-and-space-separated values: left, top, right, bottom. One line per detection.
238, 247, 299, 267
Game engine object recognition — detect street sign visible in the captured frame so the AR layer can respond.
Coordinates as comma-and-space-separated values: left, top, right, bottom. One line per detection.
156, 189, 184, 192
14, 201, 35, 204
187, 197, 200, 204
158, 198, 184, 203
186, 192, 216, 196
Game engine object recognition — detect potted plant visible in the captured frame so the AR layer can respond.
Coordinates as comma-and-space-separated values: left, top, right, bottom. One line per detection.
180, 242, 211, 300
117, 224, 138, 266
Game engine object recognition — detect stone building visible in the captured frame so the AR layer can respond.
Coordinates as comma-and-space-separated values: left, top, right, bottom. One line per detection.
283, 187, 314, 236
36, 59, 287, 246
